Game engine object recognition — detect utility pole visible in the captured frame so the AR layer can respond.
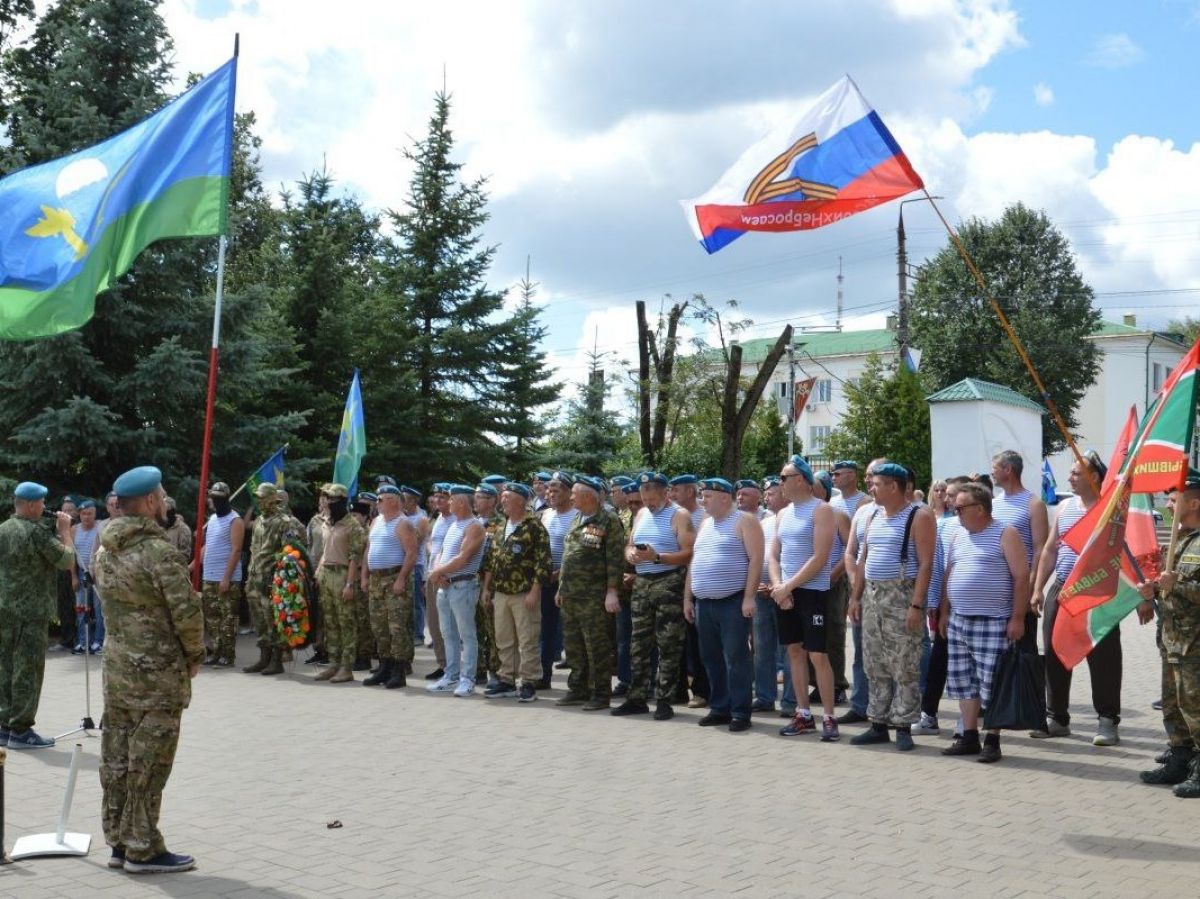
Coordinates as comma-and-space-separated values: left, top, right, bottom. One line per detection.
836, 256, 844, 332
786, 341, 796, 457
897, 207, 908, 358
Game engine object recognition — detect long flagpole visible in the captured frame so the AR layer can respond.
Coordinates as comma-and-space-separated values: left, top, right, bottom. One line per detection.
191, 34, 239, 590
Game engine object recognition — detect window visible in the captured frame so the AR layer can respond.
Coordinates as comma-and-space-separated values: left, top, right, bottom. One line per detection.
815, 378, 832, 403
809, 425, 831, 452
1153, 363, 1165, 393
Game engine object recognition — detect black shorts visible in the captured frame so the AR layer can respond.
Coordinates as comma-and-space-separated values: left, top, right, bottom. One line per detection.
774, 587, 829, 652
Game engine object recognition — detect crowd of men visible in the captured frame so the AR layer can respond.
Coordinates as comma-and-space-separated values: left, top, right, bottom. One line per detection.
1, 449, 1198, 873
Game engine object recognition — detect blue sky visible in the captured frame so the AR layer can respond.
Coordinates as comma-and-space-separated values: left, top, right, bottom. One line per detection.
156, 0, 1200, 385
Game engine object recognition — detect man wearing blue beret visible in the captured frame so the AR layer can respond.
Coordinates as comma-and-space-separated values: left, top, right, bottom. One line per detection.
93, 466, 203, 872
0, 482, 75, 750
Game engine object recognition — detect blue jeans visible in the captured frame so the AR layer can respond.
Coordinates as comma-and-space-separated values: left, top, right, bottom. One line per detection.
436, 579, 480, 682
412, 565, 426, 641
540, 581, 562, 679
753, 594, 795, 707
75, 584, 105, 648
851, 622, 869, 715
616, 599, 633, 685
696, 596, 753, 720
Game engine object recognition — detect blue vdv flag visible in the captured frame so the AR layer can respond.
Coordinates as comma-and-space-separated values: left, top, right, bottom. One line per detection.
1041, 458, 1058, 505
333, 370, 366, 497
248, 446, 287, 494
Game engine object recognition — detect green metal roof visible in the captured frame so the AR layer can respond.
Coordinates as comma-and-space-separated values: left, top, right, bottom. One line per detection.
723, 328, 896, 365
926, 378, 1046, 413
1091, 320, 1187, 345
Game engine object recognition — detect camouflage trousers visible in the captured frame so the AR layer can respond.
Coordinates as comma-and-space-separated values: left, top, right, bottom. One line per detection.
354, 585, 374, 660
253, 587, 286, 649
861, 578, 923, 727
367, 567, 413, 664
476, 596, 499, 677
200, 581, 243, 662
827, 576, 850, 692
318, 566, 356, 670
1163, 655, 1200, 750
629, 570, 686, 703
100, 703, 182, 862
0, 610, 48, 731
562, 594, 617, 700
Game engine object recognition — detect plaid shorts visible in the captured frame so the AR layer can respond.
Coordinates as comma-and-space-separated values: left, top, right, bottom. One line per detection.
946, 613, 1010, 704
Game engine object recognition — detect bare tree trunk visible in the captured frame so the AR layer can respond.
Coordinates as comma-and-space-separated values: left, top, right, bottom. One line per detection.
650, 302, 687, 456
636, 300, 653, 465
720, 325, 793, 480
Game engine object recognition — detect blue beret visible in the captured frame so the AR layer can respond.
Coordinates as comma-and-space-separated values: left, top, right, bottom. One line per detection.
787, 455, 814, 485
550, 471, 575, 487
14, 481, 49, 501
576, 475, 604, 493
621, 482, 641, 495
399, 485, 422, 498
1184, 468, 1200, 491
534, 471, 552, 483
668, 474, 698, 486
832, 460, 859, 472
872, 462, 908, 481
610, 475, 634, 487
816, 470, 834, 496
638, 471, 668, 487
376, 475, 397, 487
701, 477, 734, 495
357, 491, 378, 502
449, 484, 475, 496
503, 482, 531, 499
733, 478, 758, 491
762, 475, 781, 488
377, 484, 402, 496
79, 499, 97, 510
475, 484, 499, 497
113, 466, 163, 499
481, 474, 507, 486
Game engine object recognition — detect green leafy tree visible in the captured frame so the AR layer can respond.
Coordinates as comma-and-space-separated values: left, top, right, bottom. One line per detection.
909, 202, 1101, 455
541, 351, 626, 475
741, 398, 791, 480
823, 353, 931, 487
1166, 316, 1200, 347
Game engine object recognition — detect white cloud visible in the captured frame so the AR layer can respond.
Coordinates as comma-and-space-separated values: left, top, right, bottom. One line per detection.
1033, 82, 1054, 106
1085, 33, 1145, 69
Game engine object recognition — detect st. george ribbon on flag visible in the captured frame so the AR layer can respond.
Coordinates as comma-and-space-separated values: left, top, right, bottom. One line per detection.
682, 75, 924, 254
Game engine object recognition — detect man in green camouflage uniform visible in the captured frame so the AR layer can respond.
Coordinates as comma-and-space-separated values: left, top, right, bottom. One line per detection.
0, 481, 75, 749
613, 479, 640, 697
361, 485, 419, 689
1141, 470, 1200, 797
198, 481, 245, 668
555, 476, 625, 710
474, 483, 505, 684
313, 484, 367, 683
94, 465, 204, 873
245, 482, 306, 676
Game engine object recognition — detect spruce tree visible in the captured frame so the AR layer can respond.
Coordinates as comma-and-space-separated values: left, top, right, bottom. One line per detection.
541, 351, 625, 475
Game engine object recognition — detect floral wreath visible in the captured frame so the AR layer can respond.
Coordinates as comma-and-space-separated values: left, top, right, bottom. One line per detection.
270, 543, 313, 647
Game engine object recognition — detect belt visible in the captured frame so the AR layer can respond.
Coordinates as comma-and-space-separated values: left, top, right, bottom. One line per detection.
694, 590, 742, 602
637, 568, 683, 581
323, 562, 348, 570
371, 565, 403, 576
448, 573, 478, 584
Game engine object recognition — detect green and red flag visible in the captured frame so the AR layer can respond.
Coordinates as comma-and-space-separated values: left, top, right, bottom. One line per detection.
1121, 337, 1200, 493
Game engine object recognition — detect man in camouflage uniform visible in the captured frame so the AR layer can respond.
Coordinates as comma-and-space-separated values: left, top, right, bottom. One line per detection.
613, 479, 640, 697
313, 484, 367, 683
304, 489, 331, 666
361, 485, 419, 689
1141, 470, 1200, 797
94, 465, 204, 873
0, 481, 75, 749
160, 496, 193, 562
482, 482, 551, 702
245, 482, 306, 676
474, 483, 505, 685
199, 481, 245, 668
555, 476, 625, 710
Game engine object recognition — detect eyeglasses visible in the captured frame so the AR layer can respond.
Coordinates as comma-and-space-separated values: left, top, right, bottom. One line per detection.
954, 503, 982, 515
779, 473, 796, 481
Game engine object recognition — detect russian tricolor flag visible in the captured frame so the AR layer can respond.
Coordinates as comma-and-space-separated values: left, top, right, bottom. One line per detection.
683, 76, 924, 254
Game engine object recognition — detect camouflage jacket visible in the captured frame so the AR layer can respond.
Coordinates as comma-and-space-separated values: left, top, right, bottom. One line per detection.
478, 511, 506, 573
485, 513, 551, 595
0, 515, 75, 618
558, 507, 625, 601
162, 517, 193, 561
94, 515, 204, 710
317, 513, 366, 568
248, 510, 306, 594
1162, 529, 1200, 661
617, 508, 637, 599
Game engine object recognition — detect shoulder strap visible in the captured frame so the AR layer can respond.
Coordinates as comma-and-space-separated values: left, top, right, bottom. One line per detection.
899, 505, 918, 569
860, 508, 880, 564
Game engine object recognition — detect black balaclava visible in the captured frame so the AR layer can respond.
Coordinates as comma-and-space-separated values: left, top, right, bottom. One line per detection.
329, 498, 349, 523
211, 496, 233, 517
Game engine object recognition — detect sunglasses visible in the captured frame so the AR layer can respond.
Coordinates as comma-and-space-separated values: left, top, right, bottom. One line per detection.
954, 503, 982, 515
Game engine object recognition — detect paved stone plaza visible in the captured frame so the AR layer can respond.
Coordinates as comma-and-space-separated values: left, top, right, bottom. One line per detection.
2, 621, 1196, 898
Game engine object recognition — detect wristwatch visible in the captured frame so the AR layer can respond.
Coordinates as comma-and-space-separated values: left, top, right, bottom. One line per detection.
654, 552, 661, 564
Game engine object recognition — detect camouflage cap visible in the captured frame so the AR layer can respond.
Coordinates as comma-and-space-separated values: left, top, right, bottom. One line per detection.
325, 483, 350, 499
208, 481, 231, 497
254, 482, 279, 500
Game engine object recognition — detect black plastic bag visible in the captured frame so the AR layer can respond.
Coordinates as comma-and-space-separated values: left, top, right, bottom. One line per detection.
983, 644, 1046, 731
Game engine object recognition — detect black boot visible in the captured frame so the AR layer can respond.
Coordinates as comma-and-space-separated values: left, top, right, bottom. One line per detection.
363, 659, 391, 686
242, 644, 269, 674
353, 656, 371, 672
1140, 746, 1194, 785
1173, 753, 1200, 798
385, 659, 407, 689
260, 646, 284, 676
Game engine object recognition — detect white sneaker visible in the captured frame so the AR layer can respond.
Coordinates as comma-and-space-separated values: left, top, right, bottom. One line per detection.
426, 676, 455, 693
1093, 716, 1119, 746
453, 677, 475, 698
1029, 718, 1071, 738
911, 713, 940, 736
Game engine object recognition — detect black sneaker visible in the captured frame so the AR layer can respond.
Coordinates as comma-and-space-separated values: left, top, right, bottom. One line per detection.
849, 724, 890, 746
533, 677, 553, 690
423, 667, 445, 681
941, 735, 982, 756
894, 728, 915, 752
836, 709, 868, 725
554, 660, 570, 670
613, 682, 630, 698
484, 681, 518, 698
555, 693, 587, 706
751, 699, 774, 714
653, 701, 674, 721
581, 698, 610, 711
834, 689, 847, 705
779, 713, 817, 737
108, 847, 126, 869
978, 741, 1002, 764
518, 683, 538, 703
7, 728, 54, 749
698, 712, 733, 727
728, 718, 751, 733
124, 851, 197, 874
611, 699, 650, 716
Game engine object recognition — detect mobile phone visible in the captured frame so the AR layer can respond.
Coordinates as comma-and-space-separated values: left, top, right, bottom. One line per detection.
635, 543, 649, 551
